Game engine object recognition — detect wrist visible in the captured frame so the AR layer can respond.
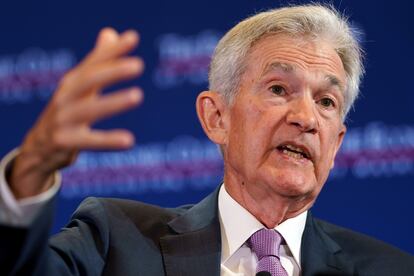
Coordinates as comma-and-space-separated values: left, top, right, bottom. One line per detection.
8, 150, 56, 199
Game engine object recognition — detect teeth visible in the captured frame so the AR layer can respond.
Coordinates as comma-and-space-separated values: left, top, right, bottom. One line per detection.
282, 149, 304, 159
285, 144, 303, 153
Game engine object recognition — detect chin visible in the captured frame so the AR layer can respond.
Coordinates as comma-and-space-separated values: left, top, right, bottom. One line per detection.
263, 169, 317, 198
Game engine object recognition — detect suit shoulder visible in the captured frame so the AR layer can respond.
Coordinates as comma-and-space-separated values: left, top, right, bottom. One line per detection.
313, 217, 414, 274
314, 218, 412, 257
74, 197, 191, 222
71, 197, 192, 235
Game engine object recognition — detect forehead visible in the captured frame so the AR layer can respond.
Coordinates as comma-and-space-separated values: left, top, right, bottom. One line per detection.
244, 34, 347, 85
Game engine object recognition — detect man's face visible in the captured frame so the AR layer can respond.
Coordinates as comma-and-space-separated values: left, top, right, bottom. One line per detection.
223, 34, 346, 210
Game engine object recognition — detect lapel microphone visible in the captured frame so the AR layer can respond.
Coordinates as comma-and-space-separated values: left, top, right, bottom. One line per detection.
256, 272, 271, 276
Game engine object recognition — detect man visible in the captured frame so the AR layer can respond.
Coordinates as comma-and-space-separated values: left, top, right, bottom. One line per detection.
1, 4, 413, 276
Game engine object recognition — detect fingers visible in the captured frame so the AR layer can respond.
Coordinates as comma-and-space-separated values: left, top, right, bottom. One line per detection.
60, 87, 143, 125
59, 57, 144, 101
56, 28, 144, 103
54, 128, 136, 150
85, 28, 139, 65
11, 27, 144, 198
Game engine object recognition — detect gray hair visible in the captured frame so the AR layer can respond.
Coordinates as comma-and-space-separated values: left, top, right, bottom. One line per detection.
208, 4, 364, 119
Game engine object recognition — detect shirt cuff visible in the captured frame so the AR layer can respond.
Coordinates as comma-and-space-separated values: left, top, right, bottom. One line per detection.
0, 148, 61, 226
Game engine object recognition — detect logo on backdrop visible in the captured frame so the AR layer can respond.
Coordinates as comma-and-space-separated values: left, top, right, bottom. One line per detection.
330, 122, 414, 179
153, 30, 221, 89
61, 136, 223, 198
0, 48, 76, 104
60, 122, 414, 199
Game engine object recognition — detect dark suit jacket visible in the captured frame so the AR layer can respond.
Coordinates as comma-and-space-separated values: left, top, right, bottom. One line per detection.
1, 187, 414, 276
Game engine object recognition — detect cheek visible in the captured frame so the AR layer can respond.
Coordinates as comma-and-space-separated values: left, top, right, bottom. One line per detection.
230, 100, 266, 143
227, 101, 271, 164
316, 130, 342, 180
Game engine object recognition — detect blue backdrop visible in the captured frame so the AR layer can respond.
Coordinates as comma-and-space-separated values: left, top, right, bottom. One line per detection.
1, 0, 413, 254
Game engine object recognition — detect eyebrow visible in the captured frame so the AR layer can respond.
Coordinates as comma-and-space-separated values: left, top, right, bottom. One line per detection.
325, 74, 345, 93
262, 61, 345, 93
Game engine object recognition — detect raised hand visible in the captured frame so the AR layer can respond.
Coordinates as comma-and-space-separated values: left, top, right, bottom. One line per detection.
8, 28, 144, 199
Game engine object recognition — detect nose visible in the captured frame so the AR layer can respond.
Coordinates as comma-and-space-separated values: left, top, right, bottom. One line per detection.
286, 94, 318, 134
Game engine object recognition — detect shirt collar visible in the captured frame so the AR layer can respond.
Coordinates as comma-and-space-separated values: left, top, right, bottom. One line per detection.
218, 184, 307, 267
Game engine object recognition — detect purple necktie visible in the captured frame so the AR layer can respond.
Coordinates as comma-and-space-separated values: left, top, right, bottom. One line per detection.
248, 228, 288, 276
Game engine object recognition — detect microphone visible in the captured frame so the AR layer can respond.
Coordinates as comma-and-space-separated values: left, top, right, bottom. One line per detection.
256, 272, 271, 276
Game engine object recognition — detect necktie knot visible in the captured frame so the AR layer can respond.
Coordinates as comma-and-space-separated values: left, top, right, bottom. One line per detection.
248, 228, 288, 276
248, 228, 283, 258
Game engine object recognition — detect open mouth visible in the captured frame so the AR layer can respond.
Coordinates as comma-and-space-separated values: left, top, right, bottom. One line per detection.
277, 144, 311, 161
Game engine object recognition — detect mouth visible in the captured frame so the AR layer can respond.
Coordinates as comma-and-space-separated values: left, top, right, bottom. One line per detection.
276, 143, 312, 162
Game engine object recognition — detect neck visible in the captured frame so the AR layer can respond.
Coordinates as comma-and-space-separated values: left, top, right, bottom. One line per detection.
223, 175, 312, 228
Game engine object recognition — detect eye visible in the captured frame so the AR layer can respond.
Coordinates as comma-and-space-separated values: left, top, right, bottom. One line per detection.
318, 97, 335, 108
269, 85, 286, 96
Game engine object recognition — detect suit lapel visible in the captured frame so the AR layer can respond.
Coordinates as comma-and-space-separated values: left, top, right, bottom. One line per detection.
301, 212, 354, 276
160, 187, 221, 276
160, 189, 355, 276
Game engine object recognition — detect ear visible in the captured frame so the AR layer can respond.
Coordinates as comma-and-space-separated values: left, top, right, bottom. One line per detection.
196, 91, 229, 145
330, 124, 347, 169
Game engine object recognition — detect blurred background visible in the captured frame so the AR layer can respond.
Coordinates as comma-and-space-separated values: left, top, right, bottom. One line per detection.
0, 0, 413, 253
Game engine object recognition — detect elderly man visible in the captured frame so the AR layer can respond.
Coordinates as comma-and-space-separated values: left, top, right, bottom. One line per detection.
1, 4, 413, 276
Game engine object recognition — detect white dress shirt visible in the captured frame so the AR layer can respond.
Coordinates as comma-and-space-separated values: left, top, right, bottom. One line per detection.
218, 185, 307, 276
